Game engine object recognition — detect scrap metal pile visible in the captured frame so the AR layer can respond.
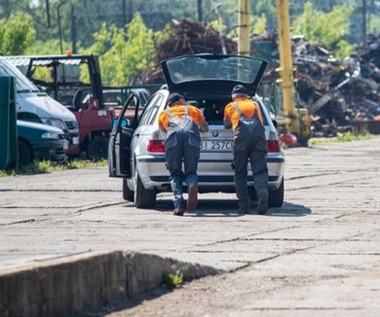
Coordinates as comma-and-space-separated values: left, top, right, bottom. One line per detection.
131, 20, 236, 84
132, 20, 380, 136
258, 33, 380, 136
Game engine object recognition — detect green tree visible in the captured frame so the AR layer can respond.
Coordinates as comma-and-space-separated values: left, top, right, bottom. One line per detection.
292, 2, 355, 58
87, 13, 155, 86
123, 13, 155, 81
0, 12, 36, 55
252, 14, 267, 35
26, 39, 72, 55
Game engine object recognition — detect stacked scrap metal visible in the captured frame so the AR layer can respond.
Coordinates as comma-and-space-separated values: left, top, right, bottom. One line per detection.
257, 34, 380, 136
132, 21, 380, 136
131, 20, 237, 84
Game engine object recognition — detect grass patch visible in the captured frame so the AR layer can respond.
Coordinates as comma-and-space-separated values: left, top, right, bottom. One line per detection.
0, 159, 107, 178
309, 132, 373, 146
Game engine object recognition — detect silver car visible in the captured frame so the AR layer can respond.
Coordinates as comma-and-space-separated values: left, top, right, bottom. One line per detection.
108, 54, 285, 209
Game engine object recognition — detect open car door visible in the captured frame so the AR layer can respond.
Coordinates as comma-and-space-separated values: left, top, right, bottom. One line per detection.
108, 93, 140, 178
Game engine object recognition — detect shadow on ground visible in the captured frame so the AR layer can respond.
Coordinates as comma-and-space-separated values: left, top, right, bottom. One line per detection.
75, 285, 174, 317
130, 198, 312, 218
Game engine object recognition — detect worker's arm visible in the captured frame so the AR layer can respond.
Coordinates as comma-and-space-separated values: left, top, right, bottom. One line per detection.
223, 103, 232, 129
158, 112, 167, 133
191, 106, 209, 132
223, 116, 232, 129
255, 103, 264, 125
199, 117, 209, 133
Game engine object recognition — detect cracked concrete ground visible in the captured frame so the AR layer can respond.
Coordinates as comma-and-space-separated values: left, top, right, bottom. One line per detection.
0, 137, 380, 316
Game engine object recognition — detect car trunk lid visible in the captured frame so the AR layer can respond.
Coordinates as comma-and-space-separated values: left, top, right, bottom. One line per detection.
161, 54, 268, 98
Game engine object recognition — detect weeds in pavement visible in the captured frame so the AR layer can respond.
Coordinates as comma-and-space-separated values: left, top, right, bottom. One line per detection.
0, 159, 107, 177
163, 270, 184, 288
309, 131, 373, 146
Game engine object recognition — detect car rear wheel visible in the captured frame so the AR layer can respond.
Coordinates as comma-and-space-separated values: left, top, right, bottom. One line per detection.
18, 139, 33, 167
87, 136, 108, 161
134, 171, 156, 209
123, 178, 134, 201
269, 178, 284, 207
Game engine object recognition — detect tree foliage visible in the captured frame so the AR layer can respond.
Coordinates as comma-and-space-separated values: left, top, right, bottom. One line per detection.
86, 13, 155, 86
292, 2, 355, 57
0, 13, 36, 55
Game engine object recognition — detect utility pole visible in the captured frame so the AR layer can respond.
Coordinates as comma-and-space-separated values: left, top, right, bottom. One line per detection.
363, 0, 367, 40
211, 0, 227, 54
276, 0, 299, 134
197, 0, 203, 22
45, 0, 51, 27
237, 0, 250, 56
122, 0, 126, 26
71, 5, 77, 54
57, 1, 66, 54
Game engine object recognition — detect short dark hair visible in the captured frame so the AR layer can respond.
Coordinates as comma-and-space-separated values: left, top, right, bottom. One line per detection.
167, 93, 184, 106
231, 84, 248, 96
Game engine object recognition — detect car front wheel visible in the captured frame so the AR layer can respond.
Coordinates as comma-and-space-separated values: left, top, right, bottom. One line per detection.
123, 178, 134, 201
134, 171, 156, 209
18, 139, 33, 167
269, 177, 284, 207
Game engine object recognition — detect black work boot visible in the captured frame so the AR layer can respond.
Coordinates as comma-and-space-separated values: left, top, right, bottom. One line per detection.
238, 199, 251, 214
173, 207, 185, 216
257, 190, 269, 215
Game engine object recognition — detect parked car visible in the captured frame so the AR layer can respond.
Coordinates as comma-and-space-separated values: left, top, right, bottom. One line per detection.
0, 56, 79, 154
17, 120, 68, 167
108, 54, 285, 209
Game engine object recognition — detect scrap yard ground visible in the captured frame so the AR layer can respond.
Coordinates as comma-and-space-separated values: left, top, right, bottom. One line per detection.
0, 137, 379, 317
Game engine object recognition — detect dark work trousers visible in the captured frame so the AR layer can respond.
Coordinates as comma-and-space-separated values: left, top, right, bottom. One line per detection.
165, 116, 201, 209
233, 118, 268, 211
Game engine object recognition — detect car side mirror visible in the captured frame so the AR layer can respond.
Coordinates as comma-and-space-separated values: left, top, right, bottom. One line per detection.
272, 119, 278, 129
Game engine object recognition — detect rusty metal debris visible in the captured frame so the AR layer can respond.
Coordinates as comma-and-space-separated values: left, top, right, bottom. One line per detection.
132, 21, 380, 136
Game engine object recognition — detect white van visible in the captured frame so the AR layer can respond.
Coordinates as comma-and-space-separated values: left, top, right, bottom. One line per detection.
0, 56, 79, 152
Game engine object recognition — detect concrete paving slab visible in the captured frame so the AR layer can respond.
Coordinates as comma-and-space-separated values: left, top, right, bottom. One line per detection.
1, 137, 380, 316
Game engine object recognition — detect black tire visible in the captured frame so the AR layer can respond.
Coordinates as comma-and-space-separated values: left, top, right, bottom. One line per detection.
87, 136, 108, 161
134, 172, 156, 209
18, 139, 33, 167
269, 178, 284, 207
123, 178, 134, 202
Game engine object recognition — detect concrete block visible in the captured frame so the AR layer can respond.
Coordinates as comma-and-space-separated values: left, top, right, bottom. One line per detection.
124, 251, 221, 297
0, 250, 221, 317
0, 251, 126, 317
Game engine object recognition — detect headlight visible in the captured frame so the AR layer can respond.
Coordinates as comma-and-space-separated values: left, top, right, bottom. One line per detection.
41, 118, 67, 131
41, 132, 61, 139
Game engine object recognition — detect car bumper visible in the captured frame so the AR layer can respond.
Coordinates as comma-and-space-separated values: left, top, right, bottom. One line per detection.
136, 154, 285, 192
66, 130, 80, 155
31, 139, 68, 161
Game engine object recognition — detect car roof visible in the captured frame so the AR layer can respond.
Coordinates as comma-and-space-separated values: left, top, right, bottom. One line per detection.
161, 54, 268, 98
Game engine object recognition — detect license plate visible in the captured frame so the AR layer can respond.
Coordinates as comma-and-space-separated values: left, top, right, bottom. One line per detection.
201, 140, 233, 151
72, 137, 79, 145
63, 140, 69, 150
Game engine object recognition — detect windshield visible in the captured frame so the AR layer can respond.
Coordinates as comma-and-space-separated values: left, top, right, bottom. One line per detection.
165, 55, 265, 84
0, 59, 39, 92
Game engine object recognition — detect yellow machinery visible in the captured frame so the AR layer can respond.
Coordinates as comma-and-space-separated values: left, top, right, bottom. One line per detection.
238, 0, 311, 145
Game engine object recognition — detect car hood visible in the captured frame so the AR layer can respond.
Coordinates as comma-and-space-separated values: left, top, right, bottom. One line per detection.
16, 92, 76, 121
161, 54, 268, 98
17, 119, 64, 134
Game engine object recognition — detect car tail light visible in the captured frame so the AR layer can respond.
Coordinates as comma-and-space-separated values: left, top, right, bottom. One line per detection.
267, 131, 281, 153
147, 139, 165, 153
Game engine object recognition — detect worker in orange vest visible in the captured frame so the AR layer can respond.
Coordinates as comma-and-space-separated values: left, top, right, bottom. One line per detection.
158, 93, 208, 216
224, 85, 269, 215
